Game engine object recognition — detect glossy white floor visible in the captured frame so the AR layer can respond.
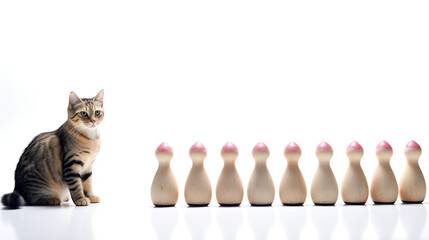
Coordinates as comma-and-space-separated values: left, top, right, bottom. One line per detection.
1, 202, 428, 240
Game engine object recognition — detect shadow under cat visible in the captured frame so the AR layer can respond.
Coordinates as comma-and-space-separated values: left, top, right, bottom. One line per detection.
1, 204, 96, 240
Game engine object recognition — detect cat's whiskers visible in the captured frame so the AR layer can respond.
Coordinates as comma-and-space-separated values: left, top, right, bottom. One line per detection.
64, 124, 80, 137
64, 124, 84, 139
72, 126, 86, 139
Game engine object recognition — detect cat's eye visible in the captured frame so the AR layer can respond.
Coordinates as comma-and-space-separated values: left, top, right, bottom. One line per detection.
95, 110, 101, 116
81, 111, 88, 117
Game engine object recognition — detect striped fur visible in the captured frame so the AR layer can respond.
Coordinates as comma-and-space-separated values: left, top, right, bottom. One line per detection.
2, 90, 104, 208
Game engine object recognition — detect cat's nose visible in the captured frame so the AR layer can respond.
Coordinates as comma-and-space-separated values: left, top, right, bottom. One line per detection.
90, 119, 96, 123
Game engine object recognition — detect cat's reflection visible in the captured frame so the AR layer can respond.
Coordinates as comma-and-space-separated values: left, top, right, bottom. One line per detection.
151, 206, 178, 240
279, 205, 306, 239
216, 206, 243, 240
311, 205, 338, 240
185, 206, 212, 240
342, 204, 369, 240
248, 206, 275, 240
400, 203, 427, 239
1, 204, 95, 239
370, 204, 398, 239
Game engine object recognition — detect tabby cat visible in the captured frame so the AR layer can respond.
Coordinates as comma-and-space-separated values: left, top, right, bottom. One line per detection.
2, 90, 104, 209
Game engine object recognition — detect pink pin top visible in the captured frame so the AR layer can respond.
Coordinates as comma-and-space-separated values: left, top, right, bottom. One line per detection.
222, 142, 238, 151
377, 140, 392, 149
157, 142, 172, 152
253, 142, 269, 151
317, 141, 332, 151
285, 142, 301, 151
190, 142, 206, 151
347, 141, 363, 150
406, 140, 421, 149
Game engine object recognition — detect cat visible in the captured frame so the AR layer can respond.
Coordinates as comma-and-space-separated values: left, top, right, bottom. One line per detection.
2, 90, 104, 209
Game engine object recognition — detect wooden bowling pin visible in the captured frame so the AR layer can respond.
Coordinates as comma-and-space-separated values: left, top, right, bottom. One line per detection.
247, 142, 275, 206
311, 141, 338, 205
279, 142, 307, 205
184, 142, 212, 206
151, 142, 179, 207
216, 142, 244, 206
370, 140, 398, 204
399, 140, 426, 203
341, 141, 369, 204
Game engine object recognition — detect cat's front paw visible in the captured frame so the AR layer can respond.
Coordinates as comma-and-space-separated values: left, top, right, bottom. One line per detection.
89, 195, 100, 203
74, 197, 91, 206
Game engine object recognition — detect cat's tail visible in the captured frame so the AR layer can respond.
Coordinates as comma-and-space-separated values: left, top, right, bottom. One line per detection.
2, 192, 24, 209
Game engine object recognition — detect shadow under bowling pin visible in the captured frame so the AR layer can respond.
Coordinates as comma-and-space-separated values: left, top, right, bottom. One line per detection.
151, 142, 179, 207
279, 142, 307, 206
311, 141, 338, 205
342, 205, 369, 240
279, 206, 307, 240
370, 204, 398, 239
400, 203, 427, 239
247, 142, 275, 206
185, 142, 212, 207
248, 206, 275, 240
185, 206, 212, 240
311, 205, 338, 240
216, 142, 244, 206
399, 140, 426, 203
216, 206, 244, 240
151, 207, 178, 240
341, 141, 369, 205
370, 140, 398, 204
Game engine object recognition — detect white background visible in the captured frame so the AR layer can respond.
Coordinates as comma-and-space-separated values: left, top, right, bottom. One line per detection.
1, 0, 429, 239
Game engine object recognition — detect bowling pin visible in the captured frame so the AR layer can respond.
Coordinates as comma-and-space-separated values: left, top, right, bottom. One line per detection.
184, 142, 212, 206
279, 142, 307, 205
370, 140, 398, 204
341, 141, 369, 204
216, 142, 244, 206
311, 141, 338, 205
151, 142, 179, 207
247, 142, 275, 206
399, 140, 426, 203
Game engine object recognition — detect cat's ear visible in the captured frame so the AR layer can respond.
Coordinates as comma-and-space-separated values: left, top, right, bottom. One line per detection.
69, 92, 82, 109
94, 89, 104, 103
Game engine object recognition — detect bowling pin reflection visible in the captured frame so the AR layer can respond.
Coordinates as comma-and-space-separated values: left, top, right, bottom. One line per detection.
216, 206, 243, 240
279, 206, 306, 239
400, 204, 427, 239
311, 205, 338, 239
342, 205, 369, 240
248, 206, 275, 240
151, 207, 178, 240
370, 204, 398, 239
185, 206, 212, 240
